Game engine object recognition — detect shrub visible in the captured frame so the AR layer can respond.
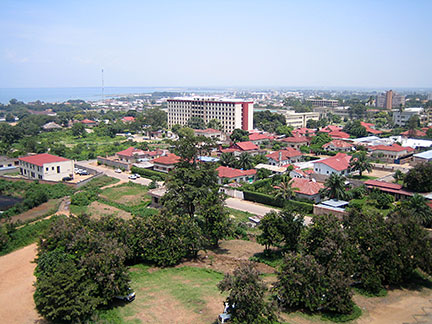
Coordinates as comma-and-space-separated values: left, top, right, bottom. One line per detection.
131, 166, 166, 181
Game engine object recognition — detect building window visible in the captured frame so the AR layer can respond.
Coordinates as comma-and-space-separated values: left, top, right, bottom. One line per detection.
46, 167, 49, 171
57, 166, 60, 173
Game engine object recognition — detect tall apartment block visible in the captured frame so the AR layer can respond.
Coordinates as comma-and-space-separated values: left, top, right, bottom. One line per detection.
376, 90, 405, 109
306, 98, 339, 107
167, 97, 253, 133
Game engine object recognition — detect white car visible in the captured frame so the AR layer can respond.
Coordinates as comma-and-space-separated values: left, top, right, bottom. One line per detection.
115, 289, 135, 302
128, 175, 137, 180
134, 173, 140, 178
115, 168, 122, 173
218, 302, 233, 323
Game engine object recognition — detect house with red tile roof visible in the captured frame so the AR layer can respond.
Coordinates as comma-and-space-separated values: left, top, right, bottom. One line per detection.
216, 166, 256, 185
322, 140, 354, 152
81, 119, 97, 126
153, 154, 181, 173
291, 177, 325, 203
328, 130, 350, 139
224, 141, 264, 156
266, 148, 302, 166
400, 129, 427, 138
369, 144, 414, 161
364, 179, 413, 200
320, 125, 342, 133
289, 168, 315, 179
292, 127, 316, 137
116, 147, 164, 163
19, 153, 74, 181
121, 116, 136, 123
194, 128, 224, 141
360, 122, 383, 135
280, 136, 310, 149
248, 133, 273, 145
312, 153, 352, 176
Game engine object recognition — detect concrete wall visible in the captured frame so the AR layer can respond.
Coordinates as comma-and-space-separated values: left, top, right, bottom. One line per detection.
313, 205, 347, 220
219, 187, 244, 199
97, 156, 130, 170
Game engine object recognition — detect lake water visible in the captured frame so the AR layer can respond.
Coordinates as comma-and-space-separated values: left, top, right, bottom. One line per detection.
0, 87, 229, 104
0, 195, 22, 211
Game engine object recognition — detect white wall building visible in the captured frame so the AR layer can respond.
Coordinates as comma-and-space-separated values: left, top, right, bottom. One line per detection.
282, 111, 320, 128
392, 107, 424, 127
19, 153, 74, 181
167, 97, 253, 133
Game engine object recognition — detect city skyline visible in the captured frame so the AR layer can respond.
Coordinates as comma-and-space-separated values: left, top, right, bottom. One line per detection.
1, 0, 431, 89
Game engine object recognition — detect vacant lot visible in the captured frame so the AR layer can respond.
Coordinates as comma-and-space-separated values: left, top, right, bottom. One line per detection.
100, 183, 150, 205
88, 201, 132, 220
1, 198, 61, 224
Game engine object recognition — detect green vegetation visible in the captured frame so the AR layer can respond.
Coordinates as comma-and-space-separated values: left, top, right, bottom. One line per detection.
404, 162, 432, 192
253, 110, 286, 133
131, 166, 166, 181
0, 216, 61, 256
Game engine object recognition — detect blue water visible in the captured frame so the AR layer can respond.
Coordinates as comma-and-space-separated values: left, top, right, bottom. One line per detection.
0, 87, 228, 104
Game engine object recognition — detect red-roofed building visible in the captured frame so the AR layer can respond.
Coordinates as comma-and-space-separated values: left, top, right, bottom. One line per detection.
400, 129, 427, 137
216, 166, 256, 184
248, 132, 273, 145
290, 169, 315, 179
19, 153, 74, 181
320, 125, 342, 133
328, 130, 350, 139
312, 153, 352, 176
280, 136, 310, 149
194, 128, 224, 141
153, 154, 180, 173
292, 128, 316, 137
369, 144, 414, 161
322, 140, 354, 152
228, 141, 263, 156
291, 178, 325, 203
266, 148, 302, 166
116, 147, 164, 163
361, 122, 383, 135
121, 116, 136, 123
364, 179, 413, 200
81, 119, 97, 126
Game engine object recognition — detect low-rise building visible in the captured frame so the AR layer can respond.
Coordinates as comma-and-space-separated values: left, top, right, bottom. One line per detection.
254, 163, 288, 175
306, 98, 339, 107
19, 153, 74, 181
282, 111, 320, 128
322, 140, 354, 152
266, 148, 302, 166
400, 129, 427, 138
312, 153, 352, 176
291, 177, 324, 203
116, 147, 164, 163
248, 132, 273, 145
328, 130, 350, 139
291, 127, 316, 137
364, 180, 413, 200
194, 128, 224, 141
369, 144, 414, 161
216, 166, 256, 185
412, 150, 432, 165
152, 153, 180, 173
280, 136, 309, 149
392, 108, 424, 127
360, 122, 382, 135
313, 199, 349, 219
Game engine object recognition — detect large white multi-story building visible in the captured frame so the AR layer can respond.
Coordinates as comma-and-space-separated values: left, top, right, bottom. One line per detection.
306, 98, 339, 107
167, 97, 253, 133
19, 153, 74, 181
392, 107, 425, 127
282, 111, 320, 128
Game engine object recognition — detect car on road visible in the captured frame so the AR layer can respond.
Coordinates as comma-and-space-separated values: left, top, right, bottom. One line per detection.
128, 174, 137, 180
115, 168, 122, 173
134, 173, 140, 178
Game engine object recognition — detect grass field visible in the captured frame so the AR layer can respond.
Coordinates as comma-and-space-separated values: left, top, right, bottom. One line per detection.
100, 183, 150, 205
94, 265, 226, 324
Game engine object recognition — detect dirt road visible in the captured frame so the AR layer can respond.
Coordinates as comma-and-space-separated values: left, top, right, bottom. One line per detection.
0, 244, 46, 324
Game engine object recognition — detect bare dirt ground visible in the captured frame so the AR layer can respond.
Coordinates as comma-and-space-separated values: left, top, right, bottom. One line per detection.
0, 244, 47, 324
1, 199, 61, 224
367, 169, 394, 178
87, 201, 132, 220
178, 239, 275, 275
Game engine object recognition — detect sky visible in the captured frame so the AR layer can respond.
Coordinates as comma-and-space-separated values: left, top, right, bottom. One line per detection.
0, 0, 431, 89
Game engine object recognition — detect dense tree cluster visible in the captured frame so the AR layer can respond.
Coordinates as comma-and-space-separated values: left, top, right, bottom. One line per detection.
403, 162, 432, 193
343, 120, 368, 138
253, 110, 286, 133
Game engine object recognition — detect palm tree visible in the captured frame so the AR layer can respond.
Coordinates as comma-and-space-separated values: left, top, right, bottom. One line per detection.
274, 176, 298, 201
220, 152, 237, 168
393, 169, 404, 184
322, 173, 349, 200
405, 194, 432, 227
236, 152, 253, 170
349, 151, 372, 177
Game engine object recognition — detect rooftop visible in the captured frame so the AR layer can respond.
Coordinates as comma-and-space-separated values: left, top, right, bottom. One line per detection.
234, 141, 259, 151
281, 136, 309, 143
291, 178, 324, 196
323, 139, 353, 149
152, 153, 180, 165
312, 152, 351, 171
19, 153, 70, 167
413, 150, 432, 160
266, 148, 302, 162
370, 143, 414, 152
216, 166, 257, 178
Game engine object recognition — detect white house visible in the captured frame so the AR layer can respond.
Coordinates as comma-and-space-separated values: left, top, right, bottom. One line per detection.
152, 153, 180, 173
19, 153, 74, 181
312, 153, 352, 176
266, 148, 302, 166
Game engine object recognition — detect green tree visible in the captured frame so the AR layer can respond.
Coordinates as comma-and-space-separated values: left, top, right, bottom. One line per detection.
5, 113, 15, 122
275, 125, 293, 137
321, 173, 349, 200
71, 122, 86, 138
404, 162, 432, 192
402, 193, 432, 227
257, 211, 284, 251
393, 169, 404, 183
187, 116, 206, 129
230, 129, 249, 143
252, 154, 268, 166
143, 107, 167, 131
274, 176, 297, 201
220, 152, 237, 168
218, 263, 276, 324
254, 110, 286, 133
207, 118, 222, 130
343, 120, 367, 138
349, 151, 372, 177
236, 152, 253, 170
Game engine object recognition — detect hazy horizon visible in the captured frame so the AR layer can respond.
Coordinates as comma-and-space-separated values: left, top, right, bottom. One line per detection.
1, 0, 431, 89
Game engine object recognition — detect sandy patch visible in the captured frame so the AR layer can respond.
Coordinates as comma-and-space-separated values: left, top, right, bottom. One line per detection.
0, 244, 47, 324
88, 201, 132, 220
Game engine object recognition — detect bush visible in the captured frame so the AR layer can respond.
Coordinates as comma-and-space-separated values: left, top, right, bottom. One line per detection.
242, 190, 314, 213
131, 166, 166, 181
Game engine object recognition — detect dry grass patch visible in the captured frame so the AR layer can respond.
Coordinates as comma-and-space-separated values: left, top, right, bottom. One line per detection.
88, 201, 132, 220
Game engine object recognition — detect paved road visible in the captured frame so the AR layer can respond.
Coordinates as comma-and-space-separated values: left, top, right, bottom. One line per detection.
77, 160, 152, 186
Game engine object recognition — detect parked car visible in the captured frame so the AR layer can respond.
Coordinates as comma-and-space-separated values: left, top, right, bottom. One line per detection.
115, 168, 122, 173
114, 288, 135, 302
62, 176, 73, 181
218, 302, 233, 323
134, 173, 140, 178
79, 170, 89, 175
128, 174, 137, 180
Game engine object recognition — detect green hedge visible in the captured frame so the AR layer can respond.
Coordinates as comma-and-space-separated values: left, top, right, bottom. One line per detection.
131, 166, 166, 181
242, 190, 313, 214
